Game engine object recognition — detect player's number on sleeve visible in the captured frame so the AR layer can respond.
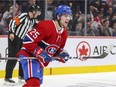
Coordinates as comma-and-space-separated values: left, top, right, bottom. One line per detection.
30, 29, 40, 39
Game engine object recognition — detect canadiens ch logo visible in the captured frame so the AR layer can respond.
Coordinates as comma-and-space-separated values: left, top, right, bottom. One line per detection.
76, 41, 91, 57
45, 44, 59, 56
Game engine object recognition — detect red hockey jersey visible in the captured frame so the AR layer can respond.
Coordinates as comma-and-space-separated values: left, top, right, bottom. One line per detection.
18, 20, 68, 58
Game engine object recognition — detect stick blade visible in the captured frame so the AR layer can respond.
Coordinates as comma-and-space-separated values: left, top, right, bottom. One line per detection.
82, 44, 114, 59
105, 44, 114, 53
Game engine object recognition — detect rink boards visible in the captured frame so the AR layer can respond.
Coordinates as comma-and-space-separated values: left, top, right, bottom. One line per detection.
0, 36, 116, 78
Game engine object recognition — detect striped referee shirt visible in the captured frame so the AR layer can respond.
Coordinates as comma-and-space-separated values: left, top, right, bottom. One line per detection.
9, 13, 38, 39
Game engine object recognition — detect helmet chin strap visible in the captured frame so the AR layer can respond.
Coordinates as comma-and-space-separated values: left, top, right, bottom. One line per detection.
57, 19, 64, 31
28, 11, 36, 20
57, 15, 63, 30
28, 12, 33, 20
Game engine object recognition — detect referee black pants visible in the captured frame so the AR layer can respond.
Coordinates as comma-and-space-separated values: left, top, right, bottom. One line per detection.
5, 35, 24, 79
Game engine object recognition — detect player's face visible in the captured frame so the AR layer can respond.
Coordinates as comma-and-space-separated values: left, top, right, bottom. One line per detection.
60, 14, 72, 27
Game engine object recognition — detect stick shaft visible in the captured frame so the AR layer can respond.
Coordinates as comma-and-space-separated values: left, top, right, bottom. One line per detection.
0, 57, 37, 60
0, 44, 114, 60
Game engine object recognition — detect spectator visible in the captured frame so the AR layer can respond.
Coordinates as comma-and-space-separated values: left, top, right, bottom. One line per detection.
112, 0, 116, 12
71, 10, 84, 31
89, 0, 101, 18
112, 21, 116, 36
90, 12, 103, 36
101, 19, 113, 36
75, 21, 84, 36
86, 18, 96, 36
0, 4, 19, 35
104, 7, 113, 21
0, 2, 3, 20
20, 0, 43, 20
21, 0, 37, 13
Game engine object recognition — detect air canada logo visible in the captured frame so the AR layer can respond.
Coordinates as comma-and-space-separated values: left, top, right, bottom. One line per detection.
76, 41, 91, 57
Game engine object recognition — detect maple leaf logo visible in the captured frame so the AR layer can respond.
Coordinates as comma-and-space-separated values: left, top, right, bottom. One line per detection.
79, 45, 88, 56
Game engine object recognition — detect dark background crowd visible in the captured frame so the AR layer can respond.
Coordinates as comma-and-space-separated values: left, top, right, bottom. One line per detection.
0, 0, 116, 36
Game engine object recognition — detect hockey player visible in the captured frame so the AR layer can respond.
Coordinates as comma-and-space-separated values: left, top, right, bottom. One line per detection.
17, 5, 72, 87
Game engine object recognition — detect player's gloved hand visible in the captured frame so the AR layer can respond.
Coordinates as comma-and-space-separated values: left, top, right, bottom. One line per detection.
34, 47, 52, 63
57, 50, 70, 63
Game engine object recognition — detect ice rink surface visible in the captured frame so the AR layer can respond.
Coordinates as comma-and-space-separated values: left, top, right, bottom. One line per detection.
0, 72, 116, 87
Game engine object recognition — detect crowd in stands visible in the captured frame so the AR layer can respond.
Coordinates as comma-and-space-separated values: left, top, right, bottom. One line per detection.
0, 0, 116, 36
68, 0, 116, 36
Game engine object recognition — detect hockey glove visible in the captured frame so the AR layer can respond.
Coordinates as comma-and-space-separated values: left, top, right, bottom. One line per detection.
34, 47, 52, 63
57, 50, 70, 63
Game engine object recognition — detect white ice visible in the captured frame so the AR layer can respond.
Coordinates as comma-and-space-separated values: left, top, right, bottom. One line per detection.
0, 72, 116, 87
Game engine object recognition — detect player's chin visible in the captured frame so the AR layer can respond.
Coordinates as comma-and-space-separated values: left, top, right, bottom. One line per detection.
63, 23, 68, 27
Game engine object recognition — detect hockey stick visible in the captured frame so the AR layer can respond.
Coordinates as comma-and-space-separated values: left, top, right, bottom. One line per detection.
0, 57, 37, 60
0, 44, 114, 60
59, 44, 114, 60
67, 51, 108, 60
